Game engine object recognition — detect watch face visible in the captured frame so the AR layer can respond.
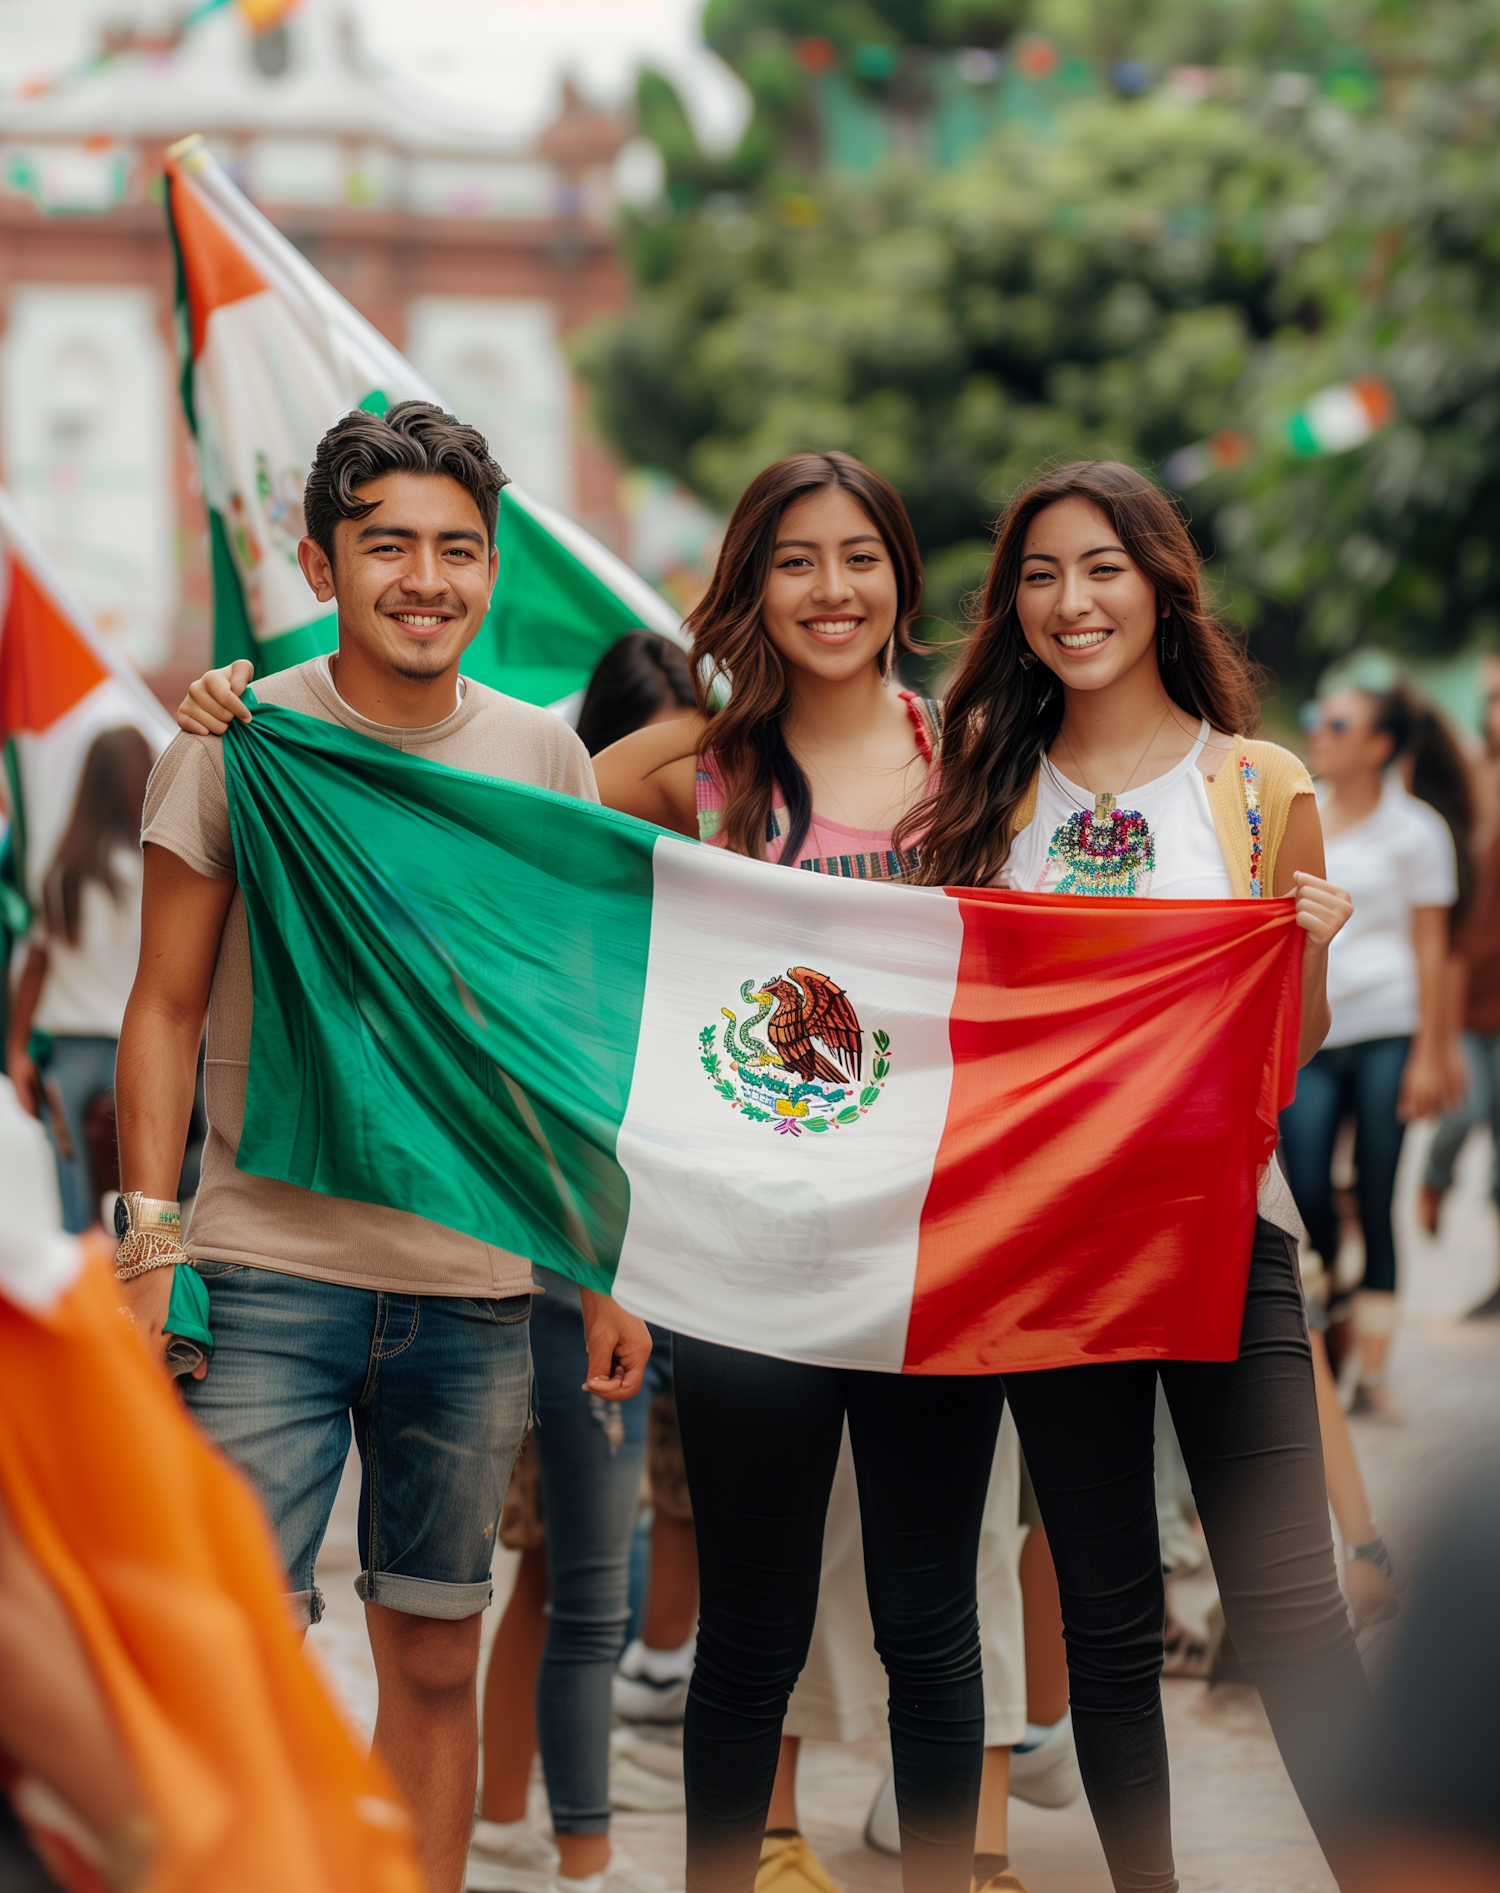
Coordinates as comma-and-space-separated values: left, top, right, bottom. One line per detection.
114, 1194, 130, 1238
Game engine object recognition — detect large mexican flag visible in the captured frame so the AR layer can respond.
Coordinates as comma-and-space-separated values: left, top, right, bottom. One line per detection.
222, 700, 1304, 1375
163, 135, 682, 704
0, 484, 175, 911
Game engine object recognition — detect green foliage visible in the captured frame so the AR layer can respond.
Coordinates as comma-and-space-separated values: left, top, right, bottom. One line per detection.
586, 0, 1500, 686
580, 101, 1310, 618
1207, 37, 1500, 666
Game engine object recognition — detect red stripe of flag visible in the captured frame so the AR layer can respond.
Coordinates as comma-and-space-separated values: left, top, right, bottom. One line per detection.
907, 890, 1303, 1373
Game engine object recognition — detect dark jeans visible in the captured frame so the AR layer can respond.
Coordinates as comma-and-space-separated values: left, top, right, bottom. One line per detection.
1003, 1219, 1369, 1893
673, 1337, 1006, 1893
1278, 1036, 1410, 1300
530, 1268, 649, 1835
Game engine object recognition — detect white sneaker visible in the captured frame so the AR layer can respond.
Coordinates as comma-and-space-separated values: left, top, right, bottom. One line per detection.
467, 1819, 560, 1893
555, 1852, 669, 1893
863, 1772, 899, 1856
611, 1635, 695, 1724
1009, 1713, 1082, 1808
609, 1725, 685, 1811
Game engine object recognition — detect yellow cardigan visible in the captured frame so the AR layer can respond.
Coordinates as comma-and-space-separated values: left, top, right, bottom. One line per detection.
1009, 737, 1314, 897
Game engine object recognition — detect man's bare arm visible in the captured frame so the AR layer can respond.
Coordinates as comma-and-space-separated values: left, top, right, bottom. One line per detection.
114, 843, 236, 1360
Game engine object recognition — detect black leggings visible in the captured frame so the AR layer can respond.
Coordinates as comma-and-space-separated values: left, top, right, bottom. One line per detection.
1003, 1219, 1369, 1893
673, 1337, 1006, 1893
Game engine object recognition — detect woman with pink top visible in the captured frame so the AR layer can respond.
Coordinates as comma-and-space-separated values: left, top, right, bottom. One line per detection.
595, 453, 1006, 1893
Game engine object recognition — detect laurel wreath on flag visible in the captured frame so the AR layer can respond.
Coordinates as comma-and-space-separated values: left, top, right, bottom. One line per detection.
698, 1026, 892, 1135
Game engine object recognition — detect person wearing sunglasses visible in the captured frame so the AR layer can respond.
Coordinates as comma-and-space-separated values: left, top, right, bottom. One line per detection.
1281, 685, 1469, 1419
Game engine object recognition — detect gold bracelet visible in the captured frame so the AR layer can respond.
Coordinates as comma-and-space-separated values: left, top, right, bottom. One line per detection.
113, 1192, 184, 1281
114, 1231, 186, 1281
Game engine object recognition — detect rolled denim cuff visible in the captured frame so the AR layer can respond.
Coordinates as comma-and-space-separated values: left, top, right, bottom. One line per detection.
355, 1570, 493, 1620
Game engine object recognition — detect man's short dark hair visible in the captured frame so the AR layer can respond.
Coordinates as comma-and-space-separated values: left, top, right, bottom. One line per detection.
302, 400, 509, 559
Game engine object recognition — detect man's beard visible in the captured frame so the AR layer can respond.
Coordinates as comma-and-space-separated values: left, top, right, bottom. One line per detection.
390, 647, 454, 683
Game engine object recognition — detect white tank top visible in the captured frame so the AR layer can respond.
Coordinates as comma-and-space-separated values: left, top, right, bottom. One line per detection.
1000, 720, 1233, 899
1001, 719, 1301, 1239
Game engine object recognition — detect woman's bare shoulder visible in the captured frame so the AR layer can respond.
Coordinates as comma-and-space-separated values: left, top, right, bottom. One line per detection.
592, 712, 708, 834
599, 713, 709, 776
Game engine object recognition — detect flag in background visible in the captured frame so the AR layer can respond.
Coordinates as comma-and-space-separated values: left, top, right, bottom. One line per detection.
0, 484, 175, 912
222, 699, 1305, 1376
162, 134, 685, 706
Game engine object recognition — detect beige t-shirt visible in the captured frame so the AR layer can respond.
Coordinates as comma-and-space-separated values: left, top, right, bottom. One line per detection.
141, 657, 599, 1297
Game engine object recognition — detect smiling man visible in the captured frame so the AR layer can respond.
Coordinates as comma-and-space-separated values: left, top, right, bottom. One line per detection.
112, 402, 599, 1893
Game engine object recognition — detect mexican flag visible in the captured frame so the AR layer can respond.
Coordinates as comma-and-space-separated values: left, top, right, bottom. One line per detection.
222, 701, 1304, 1375
163, 135, 682, 704
0, 484, 175, 912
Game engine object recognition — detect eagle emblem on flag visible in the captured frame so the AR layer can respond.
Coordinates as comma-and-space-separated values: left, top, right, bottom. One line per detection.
699, 966, 892, 1135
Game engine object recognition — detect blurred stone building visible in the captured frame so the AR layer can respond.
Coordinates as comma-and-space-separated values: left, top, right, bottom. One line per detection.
0, 0, 634, 685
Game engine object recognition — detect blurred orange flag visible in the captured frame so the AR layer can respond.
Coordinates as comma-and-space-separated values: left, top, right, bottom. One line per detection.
0, 1238, 423, 1893
238, 0, 301, 30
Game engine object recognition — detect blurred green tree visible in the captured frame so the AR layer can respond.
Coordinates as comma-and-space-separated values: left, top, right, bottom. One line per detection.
589, 0, 1500, 685
1201, 18, 1500, 670
582, 99, 1312, 627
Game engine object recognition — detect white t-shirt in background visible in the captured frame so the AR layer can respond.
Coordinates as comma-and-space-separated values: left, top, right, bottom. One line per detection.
1321, 777, 1456, 1050
31, 847, 144, 1039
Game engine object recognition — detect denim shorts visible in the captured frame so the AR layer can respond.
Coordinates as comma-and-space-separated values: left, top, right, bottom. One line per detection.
183, 1262, 531, 1626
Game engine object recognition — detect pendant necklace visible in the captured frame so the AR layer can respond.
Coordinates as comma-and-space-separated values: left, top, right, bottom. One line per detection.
1051, 703, 1175, 819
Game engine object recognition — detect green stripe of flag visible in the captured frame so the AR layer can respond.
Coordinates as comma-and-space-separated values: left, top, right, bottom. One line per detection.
209, 508, 337, 671
222, 698, 670, 1285
460, 490, 670, 706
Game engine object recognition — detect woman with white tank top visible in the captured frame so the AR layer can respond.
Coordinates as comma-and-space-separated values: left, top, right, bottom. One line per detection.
902, 460, 1366, 1893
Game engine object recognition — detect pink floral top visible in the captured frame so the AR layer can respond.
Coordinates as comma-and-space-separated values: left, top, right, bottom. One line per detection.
695, 690, 940, 881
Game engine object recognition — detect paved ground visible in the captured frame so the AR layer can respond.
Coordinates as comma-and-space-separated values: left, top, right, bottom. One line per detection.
307, 1121, 1500, 1892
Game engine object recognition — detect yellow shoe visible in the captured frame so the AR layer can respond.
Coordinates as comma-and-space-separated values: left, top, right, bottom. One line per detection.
973, 1873, 1032, 1893
755, 1833, 844, 1893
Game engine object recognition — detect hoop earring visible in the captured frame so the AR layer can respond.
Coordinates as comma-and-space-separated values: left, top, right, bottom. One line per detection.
1017, 648, 1037, 670
1160, 623, 1179, 664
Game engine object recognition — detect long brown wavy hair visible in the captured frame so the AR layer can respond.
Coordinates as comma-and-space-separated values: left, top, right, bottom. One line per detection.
43, 727, 153, 944
690, 452, 924, 861
903, 460, 1263, 888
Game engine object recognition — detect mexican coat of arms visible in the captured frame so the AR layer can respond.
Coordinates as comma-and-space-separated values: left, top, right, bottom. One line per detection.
699, 965, 892, 1135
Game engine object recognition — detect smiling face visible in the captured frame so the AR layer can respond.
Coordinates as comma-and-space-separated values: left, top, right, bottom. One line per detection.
760, 485, 900, 684
297, 470, 498, 683
1015, 495, 1162, 692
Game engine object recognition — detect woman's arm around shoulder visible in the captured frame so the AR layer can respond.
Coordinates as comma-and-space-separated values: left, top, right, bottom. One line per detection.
1273, 791, 1352, 1067
176, 660, 255, 735
591, 714, 708, 839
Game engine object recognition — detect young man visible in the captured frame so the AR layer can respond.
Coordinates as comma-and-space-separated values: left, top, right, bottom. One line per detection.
114, 400, 647, 1893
